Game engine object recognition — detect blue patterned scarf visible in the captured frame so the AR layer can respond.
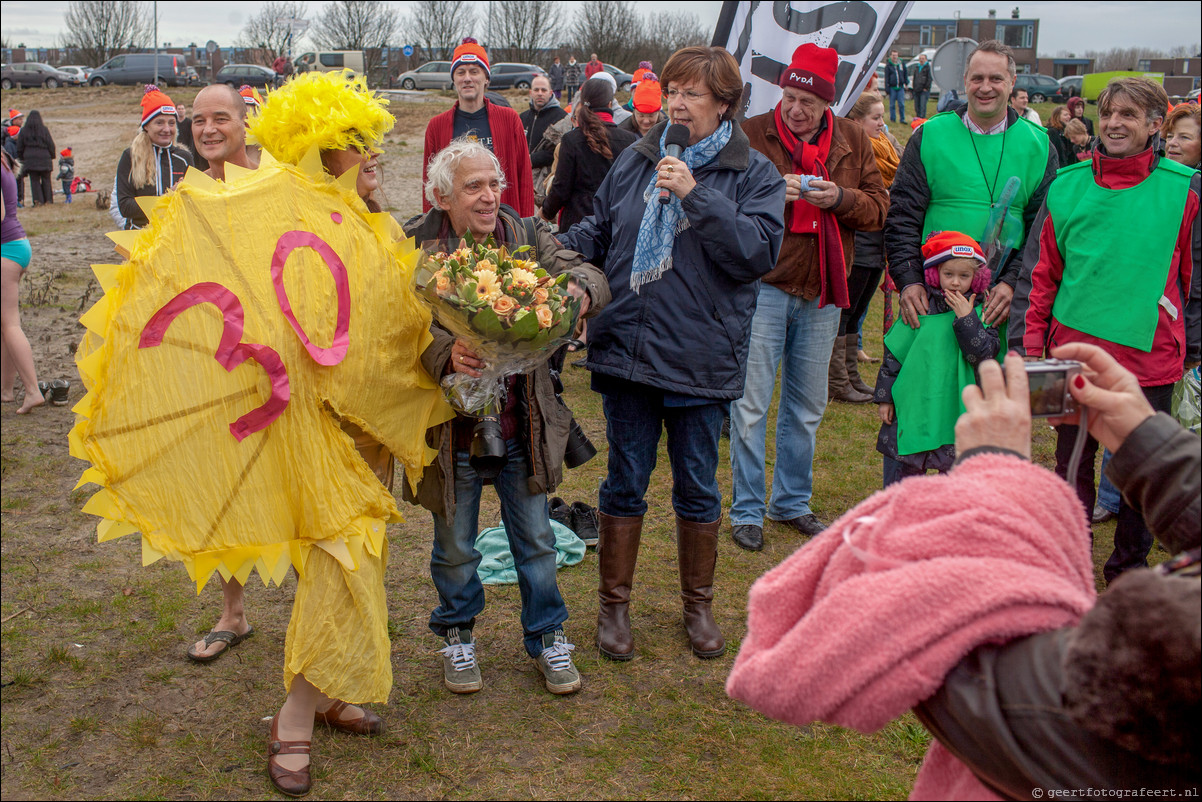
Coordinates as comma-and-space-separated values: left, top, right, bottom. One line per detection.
630, 121, 732, 293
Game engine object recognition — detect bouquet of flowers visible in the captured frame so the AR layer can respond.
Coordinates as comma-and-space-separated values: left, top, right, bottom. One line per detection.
414, 234, 583, 470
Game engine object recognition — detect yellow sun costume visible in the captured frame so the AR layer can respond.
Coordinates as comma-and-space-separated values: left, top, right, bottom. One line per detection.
71, 72, 452, 702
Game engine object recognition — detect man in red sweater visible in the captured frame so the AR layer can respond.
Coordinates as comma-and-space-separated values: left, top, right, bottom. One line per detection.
585, 53, 604, 80
1011, 77, 1201, 584
422, 38, 534, 216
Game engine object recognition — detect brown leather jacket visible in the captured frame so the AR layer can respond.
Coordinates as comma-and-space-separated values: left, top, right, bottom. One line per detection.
400, 206, 609, 522
742, 110, 889, 300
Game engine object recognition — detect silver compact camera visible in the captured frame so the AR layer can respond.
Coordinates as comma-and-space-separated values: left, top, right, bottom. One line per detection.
1024, 358, 1083, 417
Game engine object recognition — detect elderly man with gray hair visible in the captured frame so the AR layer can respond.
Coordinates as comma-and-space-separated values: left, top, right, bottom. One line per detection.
402, 137, 610, 698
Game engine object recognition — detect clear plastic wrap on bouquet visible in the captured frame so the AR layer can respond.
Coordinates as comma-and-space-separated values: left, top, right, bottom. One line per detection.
413, 235, 583, 416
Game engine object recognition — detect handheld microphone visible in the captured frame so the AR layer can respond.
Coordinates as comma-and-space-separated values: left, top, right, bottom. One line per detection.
658, 124, 691, 205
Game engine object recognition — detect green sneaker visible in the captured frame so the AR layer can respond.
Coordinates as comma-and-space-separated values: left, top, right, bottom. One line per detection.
440, 628, 482, 694
535, 630, 582, 695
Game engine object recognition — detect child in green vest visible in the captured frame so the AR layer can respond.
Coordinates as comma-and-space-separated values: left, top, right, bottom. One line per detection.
874, 231, 1003, 486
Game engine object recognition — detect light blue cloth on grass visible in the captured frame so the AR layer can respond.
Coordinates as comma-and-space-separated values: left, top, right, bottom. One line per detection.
475, 520, 586, 585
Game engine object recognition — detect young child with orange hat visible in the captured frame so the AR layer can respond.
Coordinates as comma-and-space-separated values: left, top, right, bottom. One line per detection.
873, 231, 1005, 486
56, 147, 75, 203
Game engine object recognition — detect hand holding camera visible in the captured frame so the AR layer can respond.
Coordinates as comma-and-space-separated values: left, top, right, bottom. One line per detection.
1047, 343, 1156, 454
956, 353, 1032, 458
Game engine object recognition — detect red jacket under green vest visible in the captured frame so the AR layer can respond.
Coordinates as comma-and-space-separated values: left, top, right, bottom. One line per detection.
1014, 145, 1201, 386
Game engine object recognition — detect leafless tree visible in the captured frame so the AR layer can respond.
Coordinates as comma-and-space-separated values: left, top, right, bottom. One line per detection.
312, 0, 400, 76
635, 11, 708, 76
403, 0, 477, 62
490, 0, 562, 65
62, 0, 151, 67
237, 2, 309, 61
570, 0, 640, 68
1081, 44, 1200, 72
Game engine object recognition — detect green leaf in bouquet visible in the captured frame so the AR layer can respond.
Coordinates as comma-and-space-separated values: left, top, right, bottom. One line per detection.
509, 309, 542, 341
471, 306, 506, 339
534, 268, 549, 278
459, 282, 479, 304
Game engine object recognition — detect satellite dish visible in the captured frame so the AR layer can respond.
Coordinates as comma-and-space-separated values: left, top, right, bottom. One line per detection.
931, 37, 979, 94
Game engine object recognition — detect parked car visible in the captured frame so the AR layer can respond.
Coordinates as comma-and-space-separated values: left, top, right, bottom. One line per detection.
1013, 73, 1068, 104
1, 62, 81, 89
488, 62, 546, 91
293, 51, 365, 76
58, 65, 93, 82
1058, 75, 1082, 98
601, 63, 634, 92
395, 60, 453, 91
89, 53, 190, 87
215, 64, 280, 89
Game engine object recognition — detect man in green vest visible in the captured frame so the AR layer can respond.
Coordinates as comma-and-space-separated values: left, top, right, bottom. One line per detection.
884, 40, 1058, 330
1011, 76, 1201, 585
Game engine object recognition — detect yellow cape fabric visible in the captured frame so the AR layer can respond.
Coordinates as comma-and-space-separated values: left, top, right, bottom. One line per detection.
71, 152, 452, 595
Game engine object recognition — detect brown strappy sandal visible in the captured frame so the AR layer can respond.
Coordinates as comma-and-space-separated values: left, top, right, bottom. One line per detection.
313, 699, 384, 736
267, 714, 311, 797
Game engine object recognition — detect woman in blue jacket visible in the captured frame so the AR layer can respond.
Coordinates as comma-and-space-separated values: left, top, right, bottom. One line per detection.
558, 46, 785, 663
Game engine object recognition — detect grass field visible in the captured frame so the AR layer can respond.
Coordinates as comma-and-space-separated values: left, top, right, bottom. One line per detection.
0, 89, 1125, 800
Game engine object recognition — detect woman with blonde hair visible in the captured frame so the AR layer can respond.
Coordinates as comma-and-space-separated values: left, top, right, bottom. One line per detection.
111, 85, 191, 229
830, 91, 902, 399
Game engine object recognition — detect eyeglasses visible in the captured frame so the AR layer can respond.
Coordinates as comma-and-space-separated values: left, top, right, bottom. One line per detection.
666, 89, 712, 102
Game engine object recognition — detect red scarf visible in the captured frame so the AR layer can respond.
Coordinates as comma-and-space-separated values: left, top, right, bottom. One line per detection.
773, 104, 849, 308
594, 109, 613, 123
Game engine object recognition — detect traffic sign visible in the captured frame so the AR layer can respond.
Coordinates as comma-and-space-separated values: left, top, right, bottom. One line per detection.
403, 45, 414, 57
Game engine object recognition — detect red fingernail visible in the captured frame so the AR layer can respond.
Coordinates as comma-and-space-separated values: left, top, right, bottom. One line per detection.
1074, 375, 1085, 389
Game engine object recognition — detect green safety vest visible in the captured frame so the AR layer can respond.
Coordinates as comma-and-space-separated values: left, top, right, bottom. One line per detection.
885, 310, 1007, 456
919, 112, 1050, 248
1045, 158, 1193, 352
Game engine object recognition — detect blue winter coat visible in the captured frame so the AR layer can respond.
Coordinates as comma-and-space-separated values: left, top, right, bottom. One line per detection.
558, 120, 786, 399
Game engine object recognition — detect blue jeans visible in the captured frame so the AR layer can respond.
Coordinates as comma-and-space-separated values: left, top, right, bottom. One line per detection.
1096, 448, 1120, 514
598, 386, 726, 523
913, 91, 930, 119
730, 285, 840, 526
888, 87, 906, 121
429, 438, 567, 658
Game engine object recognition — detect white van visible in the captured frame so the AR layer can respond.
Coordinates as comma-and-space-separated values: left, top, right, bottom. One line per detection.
293, 51, 365, 75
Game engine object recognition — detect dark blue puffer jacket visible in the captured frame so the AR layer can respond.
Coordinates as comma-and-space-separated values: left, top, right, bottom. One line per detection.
558, 120, 785, 400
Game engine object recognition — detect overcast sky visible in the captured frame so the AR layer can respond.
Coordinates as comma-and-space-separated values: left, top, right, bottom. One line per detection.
1, 1, 1198, 57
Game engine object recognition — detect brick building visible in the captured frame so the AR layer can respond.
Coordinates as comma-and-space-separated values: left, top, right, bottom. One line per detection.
890, 14, 1040, 73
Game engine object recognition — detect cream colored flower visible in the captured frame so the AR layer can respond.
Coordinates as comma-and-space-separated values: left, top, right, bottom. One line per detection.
474, 268, 502, 300
532, 287, 549, 305
510, 267, 538, 287
535, 304, 554, 329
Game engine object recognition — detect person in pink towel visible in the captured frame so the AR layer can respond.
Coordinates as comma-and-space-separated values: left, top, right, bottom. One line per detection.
728, 345, 1199, 800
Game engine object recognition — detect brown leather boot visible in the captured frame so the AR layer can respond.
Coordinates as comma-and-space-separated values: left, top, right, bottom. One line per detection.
596, 512, 643, 661
845, 335, 876, 396
829, 334, 872, 403
677, 516, 725, 659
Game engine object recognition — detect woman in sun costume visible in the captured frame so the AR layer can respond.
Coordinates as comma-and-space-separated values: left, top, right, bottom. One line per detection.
71, 71, 451, 796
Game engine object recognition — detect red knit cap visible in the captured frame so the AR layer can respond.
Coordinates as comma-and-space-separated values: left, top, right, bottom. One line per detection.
140, 85, 177, 127
632, 74, 662, 114
8, 108, 22, 122
239, 84, 263, 107
451, 37, 490, 80
60, 148, 72, 158
5, 126, 18, 137
779, 43, 838, 102
922, 231, 986, 268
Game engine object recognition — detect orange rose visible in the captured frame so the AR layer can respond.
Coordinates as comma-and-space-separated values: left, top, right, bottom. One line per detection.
532, 287, 549, 305
492, 295, 519, 318
434, 269, 451, 294
535, 304, 554, 329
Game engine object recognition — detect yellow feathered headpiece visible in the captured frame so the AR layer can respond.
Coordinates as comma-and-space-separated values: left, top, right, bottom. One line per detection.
249, 71, 394, 165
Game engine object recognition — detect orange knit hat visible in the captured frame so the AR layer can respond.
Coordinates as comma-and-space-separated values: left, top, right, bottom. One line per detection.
632, 74, 663, 114
60, 147, 73, 158
239, 85, 264, 107
140, 85, 177, 127
451, 37, 490, 79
